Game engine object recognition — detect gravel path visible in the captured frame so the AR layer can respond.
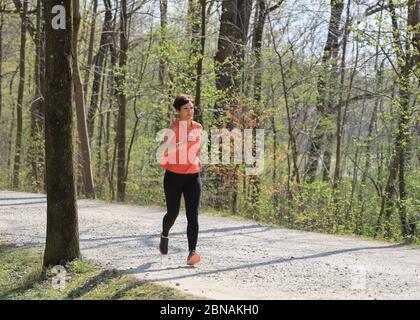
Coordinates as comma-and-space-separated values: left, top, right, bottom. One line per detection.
1, 190, 419, 299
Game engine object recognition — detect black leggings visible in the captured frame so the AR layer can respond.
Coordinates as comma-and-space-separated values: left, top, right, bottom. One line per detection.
162, 170, 202, 251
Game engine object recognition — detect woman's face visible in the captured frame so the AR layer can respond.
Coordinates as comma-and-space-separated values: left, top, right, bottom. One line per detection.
178, 101, 194, 121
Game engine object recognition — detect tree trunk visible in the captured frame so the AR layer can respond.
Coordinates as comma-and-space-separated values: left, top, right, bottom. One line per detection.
73, 0, 96, 198
28, 0, 45, 191
248, 0, 273, 212
355, 6, 386, 234
125, 99, 139, 185
378, 0, 419, 239
212, 0, 252, 211
333, 0, 352, 189
193, 0, 206, 124
159, 0, 167, 85
270, 114, 279, 205
305, 0, 344, 182
7, 98, 15, 173
12, 0, 27, 189
83, 0, 98, 105
211, 0, 238, 210
115, 0, 128, 202
188, 0, 200, 62
269, 9, 299, 185
215, 0, 239, 94
278, 53, 300, 185
252, 0, 266, 102
0, 6, 3, 122
107, 40, 118, 199
408, 0, 420, 73
43, 0, 80, 268
104, 102, 111, 189
249, 0, 265, 213
96, 55, 107, 191
87, 0, 113, 141
236, 0, 252, 92
356, 60, 383, 234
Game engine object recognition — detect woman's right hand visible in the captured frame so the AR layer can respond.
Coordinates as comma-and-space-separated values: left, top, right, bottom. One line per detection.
176, 136, 189, 148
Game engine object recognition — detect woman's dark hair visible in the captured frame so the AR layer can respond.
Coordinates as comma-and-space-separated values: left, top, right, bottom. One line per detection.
173, 94, 194, 111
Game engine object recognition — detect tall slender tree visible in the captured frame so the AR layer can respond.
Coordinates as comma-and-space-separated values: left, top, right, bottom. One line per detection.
87, 0, 113, 141
0, 2, 4, 123
305, 0, 345, 182
211, 0, 252, 211
249, 0, 285, 211
379, 0, 419, 239
12, 0, 27, 189
73, 0, 96, 198
83, 0, 98, 104
159, 0, 168, 85
115, 0, 128, 201
43, 0, 80, 267
29, 0, 45, 190
193, 0, 206, 124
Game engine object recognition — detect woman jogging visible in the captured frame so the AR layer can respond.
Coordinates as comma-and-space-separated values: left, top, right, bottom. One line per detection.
159, 94, 203, 266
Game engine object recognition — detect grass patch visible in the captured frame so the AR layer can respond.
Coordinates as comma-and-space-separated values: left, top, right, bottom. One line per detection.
0, 242, 203, 300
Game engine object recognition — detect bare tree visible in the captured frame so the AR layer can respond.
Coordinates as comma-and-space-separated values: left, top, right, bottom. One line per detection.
73, 0, 96, 198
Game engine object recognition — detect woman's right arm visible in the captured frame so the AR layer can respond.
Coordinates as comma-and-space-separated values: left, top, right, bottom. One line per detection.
160, 123, 188, 155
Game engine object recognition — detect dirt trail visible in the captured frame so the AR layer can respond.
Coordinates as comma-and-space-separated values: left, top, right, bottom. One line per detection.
1, 190, 419, 299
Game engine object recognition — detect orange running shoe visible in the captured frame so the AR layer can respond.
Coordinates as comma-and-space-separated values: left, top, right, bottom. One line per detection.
187, 250, 201, 266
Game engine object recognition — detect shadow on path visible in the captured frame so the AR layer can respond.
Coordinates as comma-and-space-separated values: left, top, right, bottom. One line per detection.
79, 225, 270, 251
0, 201, 47, 207
121, 243, 407, 282
0, 197, 46, 201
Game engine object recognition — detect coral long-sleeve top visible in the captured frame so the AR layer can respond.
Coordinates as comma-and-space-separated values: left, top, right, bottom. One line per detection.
160, 119, 202, 174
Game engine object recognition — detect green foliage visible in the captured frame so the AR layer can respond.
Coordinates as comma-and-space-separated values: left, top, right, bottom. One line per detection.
1, 0, 419, 249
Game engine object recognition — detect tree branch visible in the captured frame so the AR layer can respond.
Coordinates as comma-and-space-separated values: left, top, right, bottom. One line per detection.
364, 0, 407, 17
267, 0, 285, 14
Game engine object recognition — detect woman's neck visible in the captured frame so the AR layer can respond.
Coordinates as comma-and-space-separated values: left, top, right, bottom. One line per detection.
178, 118, 192, 128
